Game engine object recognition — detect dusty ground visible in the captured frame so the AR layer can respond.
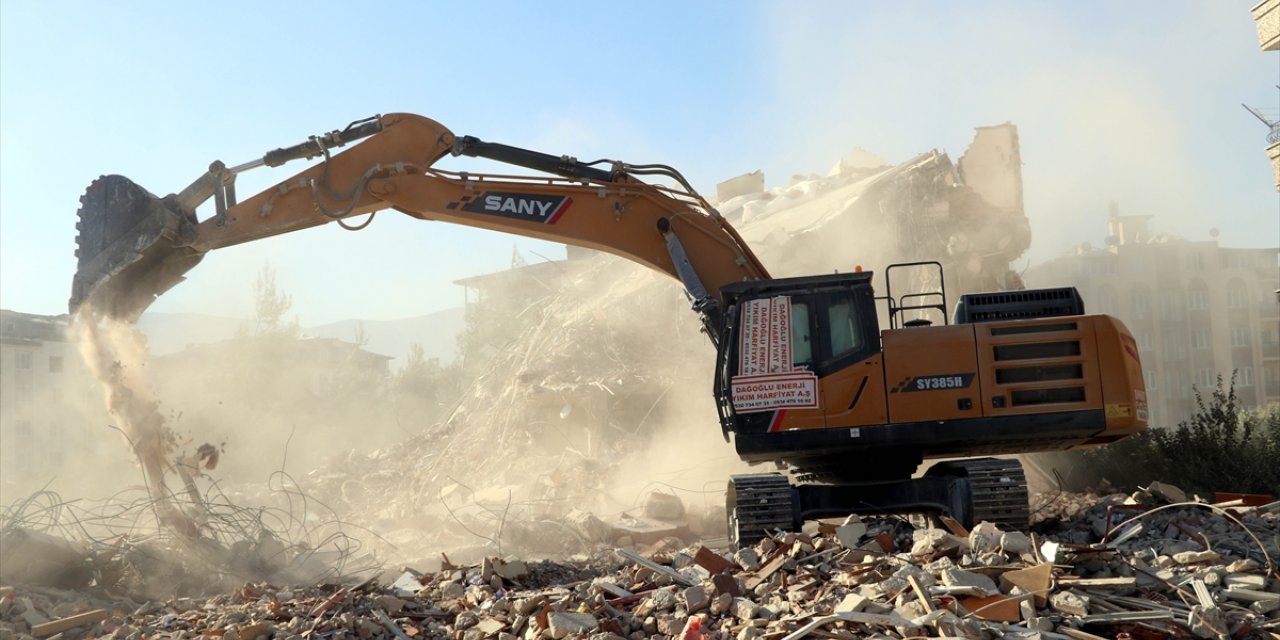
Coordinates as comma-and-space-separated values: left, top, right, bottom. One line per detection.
2, 485, 1277, 640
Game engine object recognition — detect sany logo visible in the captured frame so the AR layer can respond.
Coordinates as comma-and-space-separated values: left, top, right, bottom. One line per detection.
450, 191, 572, 224
483, 195, 551, 216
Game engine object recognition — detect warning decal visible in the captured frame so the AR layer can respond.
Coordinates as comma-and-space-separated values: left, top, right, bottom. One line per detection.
1134, 389, 1149, 421
732, 296, 819, 413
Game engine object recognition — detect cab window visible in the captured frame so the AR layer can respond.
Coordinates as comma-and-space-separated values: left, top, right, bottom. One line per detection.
827, 300, 862, 359
792, 302, 812, 368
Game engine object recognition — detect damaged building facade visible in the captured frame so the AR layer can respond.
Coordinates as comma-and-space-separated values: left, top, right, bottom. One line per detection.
1252, 0, 1280, 190
1027, 209, 1280, 426
0, 310, 109, 495
720, 123, 1030, 313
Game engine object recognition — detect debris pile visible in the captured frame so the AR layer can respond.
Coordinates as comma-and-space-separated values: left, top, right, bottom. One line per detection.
0, 485, 376, 605
3, 486, 1276, 639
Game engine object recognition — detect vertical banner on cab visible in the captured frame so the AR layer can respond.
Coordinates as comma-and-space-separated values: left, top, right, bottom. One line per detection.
739, 298, 769, 375
768, 296, 791, 372
738, 296, 795, 374
733, 295, 819, 414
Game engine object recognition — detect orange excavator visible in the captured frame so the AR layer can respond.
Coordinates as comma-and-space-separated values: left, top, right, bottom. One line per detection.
71, 112, 1148, 546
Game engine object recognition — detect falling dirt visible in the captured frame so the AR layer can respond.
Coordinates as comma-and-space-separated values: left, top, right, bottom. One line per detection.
72, 304, 200, 537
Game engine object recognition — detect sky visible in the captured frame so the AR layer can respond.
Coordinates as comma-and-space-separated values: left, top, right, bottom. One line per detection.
1, 2, 1276, 325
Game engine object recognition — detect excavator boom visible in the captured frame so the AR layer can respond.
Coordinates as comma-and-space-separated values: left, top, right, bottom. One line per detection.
70, 113, 768, 324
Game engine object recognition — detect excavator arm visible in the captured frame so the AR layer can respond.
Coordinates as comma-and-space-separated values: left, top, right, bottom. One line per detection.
71, 113, 770, 334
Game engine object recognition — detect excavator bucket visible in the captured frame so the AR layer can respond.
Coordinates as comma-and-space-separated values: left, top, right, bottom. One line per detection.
70, 175, 204, 321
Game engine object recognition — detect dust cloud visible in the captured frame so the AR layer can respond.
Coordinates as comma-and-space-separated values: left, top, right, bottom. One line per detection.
73, 307, 194, 534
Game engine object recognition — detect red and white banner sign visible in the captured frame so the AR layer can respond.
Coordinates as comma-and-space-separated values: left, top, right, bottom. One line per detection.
739, 297, 793, 375
732, 296, 819, 413
730, 372, 819, 413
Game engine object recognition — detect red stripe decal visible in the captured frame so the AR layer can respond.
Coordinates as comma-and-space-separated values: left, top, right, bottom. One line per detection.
546, 197, 573, 224
768, 410, 787, 433
1121, 335, 1139, 361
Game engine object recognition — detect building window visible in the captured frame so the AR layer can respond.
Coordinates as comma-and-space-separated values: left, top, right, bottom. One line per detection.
1191, 330, 1210, 350
1136, 332, 1153, 351
1196, 369, 1216, 389
1163, 332, 1187, 361
1093, 288, 1118, 315
15, 351, 33, 370
49, 355, 63, 373
1230, 328, 1253, 348
1167, 370, 1190, 399
14, 420, 32, 438
1159, 292, 1183, 322
1188, 290, 1208, 311
1143, 370, 1157, 391
15, 379, 33, 404
1239, 367, 1254, 387
1131, 288, 1150, 316
1227, 287, 1249, 310
1184, 253, 1204, 271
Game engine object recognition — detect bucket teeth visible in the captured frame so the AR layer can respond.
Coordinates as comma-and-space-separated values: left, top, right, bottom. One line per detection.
69, 175, 204, 320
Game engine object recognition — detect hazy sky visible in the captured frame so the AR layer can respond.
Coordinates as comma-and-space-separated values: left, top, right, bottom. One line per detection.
1, 2, 1276, 324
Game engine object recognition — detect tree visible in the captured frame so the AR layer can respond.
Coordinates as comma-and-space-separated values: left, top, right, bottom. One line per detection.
1045, 374, 1280, 494
253, 263, 299, 337
393, 343, 465, 426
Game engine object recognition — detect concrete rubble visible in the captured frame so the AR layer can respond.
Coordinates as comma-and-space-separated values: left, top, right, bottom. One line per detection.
3, 484, 1277, 639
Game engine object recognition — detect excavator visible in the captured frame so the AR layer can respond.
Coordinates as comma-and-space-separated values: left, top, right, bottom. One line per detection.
70, 112, 1148, 547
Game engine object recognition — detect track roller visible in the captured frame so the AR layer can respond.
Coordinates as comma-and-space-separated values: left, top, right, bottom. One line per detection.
726, 473, 797, 549
927, 457, 1029, 530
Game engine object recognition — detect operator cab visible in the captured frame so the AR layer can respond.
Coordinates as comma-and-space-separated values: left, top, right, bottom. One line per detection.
718, 271, 879, 369
713, 271, 882, 434
713, 261, 952, 437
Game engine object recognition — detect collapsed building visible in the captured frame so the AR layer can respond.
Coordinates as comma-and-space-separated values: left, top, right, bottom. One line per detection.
721, 123, 1029, 297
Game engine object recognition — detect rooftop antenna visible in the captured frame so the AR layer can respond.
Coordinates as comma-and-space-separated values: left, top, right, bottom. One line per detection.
1242, 85, 1280, 145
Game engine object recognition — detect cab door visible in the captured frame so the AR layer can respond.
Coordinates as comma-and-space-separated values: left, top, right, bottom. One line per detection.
814, 286, 889, 429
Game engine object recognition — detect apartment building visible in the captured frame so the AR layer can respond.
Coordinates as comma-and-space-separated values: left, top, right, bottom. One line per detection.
0, 310, 110, 495
1026, 212, 1280, 427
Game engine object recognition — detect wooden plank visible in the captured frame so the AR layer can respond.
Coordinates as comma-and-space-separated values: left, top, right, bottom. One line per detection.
999, 562, 1053, 607
938, 515, 970, 537
693, 546, 737, 574
907, 575, 934, 613
959, 595, 1021, 622
1058, 627, 1110, 640
32, 609, 108, 638
1056, 576, 1136, 589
